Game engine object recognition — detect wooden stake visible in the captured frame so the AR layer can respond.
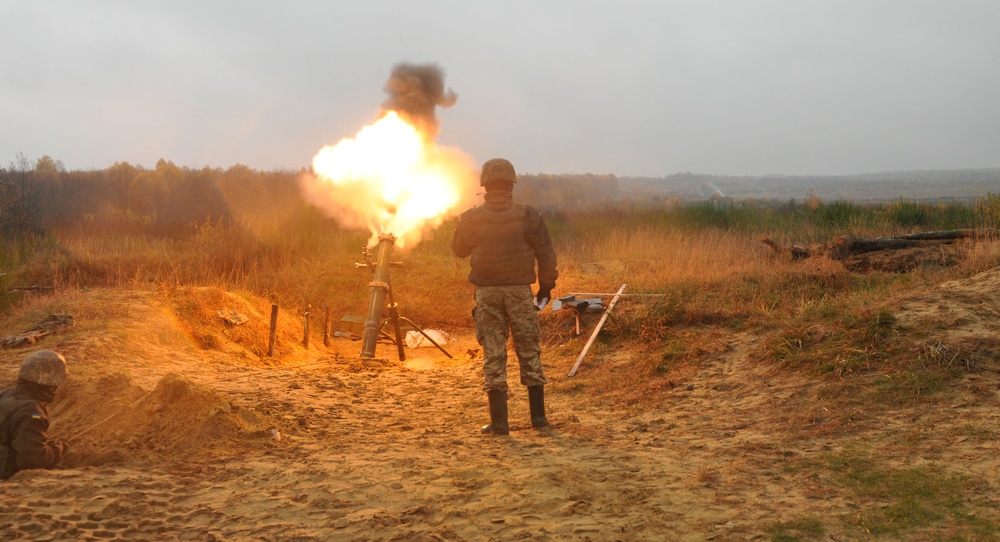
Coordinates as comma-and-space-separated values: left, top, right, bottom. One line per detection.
568, 283, 627, 377
323, 306, 332, 347
268, 304, 278, 358
303, 304, 311, 349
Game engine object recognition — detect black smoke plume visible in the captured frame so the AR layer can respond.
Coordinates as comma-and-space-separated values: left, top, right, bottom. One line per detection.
381, 63, 457, 138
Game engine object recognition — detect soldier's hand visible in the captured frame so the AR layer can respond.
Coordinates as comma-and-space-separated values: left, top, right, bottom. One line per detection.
536, 285, 553, 302
534, 287, 552, 309
52, 439, 69, 457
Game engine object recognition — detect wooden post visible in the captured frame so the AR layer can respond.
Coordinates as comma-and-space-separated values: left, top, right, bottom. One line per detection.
268, 304, 278, 358
303, 304, 310, 349
569, 284, 627, 377
323, 307, 332, 347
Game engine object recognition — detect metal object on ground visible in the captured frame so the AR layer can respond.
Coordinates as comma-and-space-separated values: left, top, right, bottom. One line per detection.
357, 233, 453, 360
552, 296, 603, 335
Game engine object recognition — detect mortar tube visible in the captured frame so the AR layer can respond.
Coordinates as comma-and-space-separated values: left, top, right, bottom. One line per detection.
360, 233, 396, 358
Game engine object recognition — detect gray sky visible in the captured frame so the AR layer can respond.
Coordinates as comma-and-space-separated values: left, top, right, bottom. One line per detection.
3, 1, 999, 177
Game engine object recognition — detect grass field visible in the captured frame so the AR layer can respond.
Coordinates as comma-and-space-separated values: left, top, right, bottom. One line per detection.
3, 194, 1000, 539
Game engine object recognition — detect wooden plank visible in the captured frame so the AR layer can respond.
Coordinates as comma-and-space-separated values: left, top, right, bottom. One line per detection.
568, 283, 627, 377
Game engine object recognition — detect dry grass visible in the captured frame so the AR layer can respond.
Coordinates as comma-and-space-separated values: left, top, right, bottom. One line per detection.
4, 199, 1000, 373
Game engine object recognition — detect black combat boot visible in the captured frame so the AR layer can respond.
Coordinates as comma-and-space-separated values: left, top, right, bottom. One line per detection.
528, 385, 548, 428
481, 389, 509, 435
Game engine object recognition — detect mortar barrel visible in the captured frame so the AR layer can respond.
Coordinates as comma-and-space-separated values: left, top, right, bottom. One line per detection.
360, 233, 397, 357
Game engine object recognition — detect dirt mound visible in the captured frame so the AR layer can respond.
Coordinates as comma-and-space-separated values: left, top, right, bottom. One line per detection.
52, 373, 146, 433
896, 266, 1000, 347
167, 287, 302, 362
762, 234, 971, 273
840, 243, 962, 273
54, 372, 267, 467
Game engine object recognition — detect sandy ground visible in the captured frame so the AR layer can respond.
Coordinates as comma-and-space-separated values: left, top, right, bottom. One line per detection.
2, 269, 1000, 541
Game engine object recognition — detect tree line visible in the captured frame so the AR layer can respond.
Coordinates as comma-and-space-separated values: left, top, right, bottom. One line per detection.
514, 173, 623, 211
0, 155, 635, 238
7, 152, 991, 239
0, 154, 308, 238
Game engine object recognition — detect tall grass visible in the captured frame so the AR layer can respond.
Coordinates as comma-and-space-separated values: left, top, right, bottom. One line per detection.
540, 198, 1000, 410
3, 197, 999, 354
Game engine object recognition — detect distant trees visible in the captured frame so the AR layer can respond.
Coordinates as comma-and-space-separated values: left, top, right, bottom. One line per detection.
0, 154, 309, 240
8, 153, 994, 241
515, 173, 621, 211
107, 161, 139, 220
0, 153, 52, 235
33, 155, 66, 228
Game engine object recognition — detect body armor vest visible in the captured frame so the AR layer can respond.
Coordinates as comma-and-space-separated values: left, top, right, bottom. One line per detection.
468, 202, 538, 286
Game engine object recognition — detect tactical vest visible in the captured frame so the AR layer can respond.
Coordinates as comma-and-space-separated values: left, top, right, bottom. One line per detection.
0, 390, 39, 479
467, 202, 538, 286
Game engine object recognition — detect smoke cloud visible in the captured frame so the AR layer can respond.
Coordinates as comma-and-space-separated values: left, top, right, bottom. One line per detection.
381, 63, 457, 139
698, 181, 725, 198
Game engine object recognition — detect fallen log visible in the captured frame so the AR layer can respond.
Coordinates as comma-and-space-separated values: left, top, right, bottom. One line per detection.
829, 232, 972, 260
828, 230, 980, 272
762, 228, 996, 273
883, 228, 999, 241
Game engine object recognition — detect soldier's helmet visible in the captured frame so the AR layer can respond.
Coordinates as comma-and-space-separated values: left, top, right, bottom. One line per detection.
480, 158, 516, 187
18, 350, 67, 387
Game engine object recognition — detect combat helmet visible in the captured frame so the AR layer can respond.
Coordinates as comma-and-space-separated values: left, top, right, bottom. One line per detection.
480, 158, 516, 187
18, 350, 67, 387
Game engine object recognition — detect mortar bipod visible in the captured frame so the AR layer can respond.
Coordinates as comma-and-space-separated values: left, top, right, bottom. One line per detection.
375, 278, 453, 361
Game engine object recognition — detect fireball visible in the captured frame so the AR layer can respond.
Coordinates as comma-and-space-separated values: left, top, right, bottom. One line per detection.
302, 111, 476, 249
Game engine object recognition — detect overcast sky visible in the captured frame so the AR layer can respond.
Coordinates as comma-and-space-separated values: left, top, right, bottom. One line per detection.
3, 1, 999, 177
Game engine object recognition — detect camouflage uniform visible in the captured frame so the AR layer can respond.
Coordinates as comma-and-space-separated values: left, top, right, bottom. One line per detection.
0, 382, 65, 479
474, 285, 547, 392
452, 160, 558, 394
453, 158, 557, 434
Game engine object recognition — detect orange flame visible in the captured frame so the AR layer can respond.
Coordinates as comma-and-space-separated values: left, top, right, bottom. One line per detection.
301, 111, 476, 248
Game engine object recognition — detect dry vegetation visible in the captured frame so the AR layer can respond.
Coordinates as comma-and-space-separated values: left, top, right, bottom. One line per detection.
3, 185, 1000, 540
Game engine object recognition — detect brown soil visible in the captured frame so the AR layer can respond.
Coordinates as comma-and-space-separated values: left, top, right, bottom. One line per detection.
839, 243, 963, 273
1, 273, 999, 540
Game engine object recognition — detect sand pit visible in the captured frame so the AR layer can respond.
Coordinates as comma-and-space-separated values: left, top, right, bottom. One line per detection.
1, 280, 1000, 540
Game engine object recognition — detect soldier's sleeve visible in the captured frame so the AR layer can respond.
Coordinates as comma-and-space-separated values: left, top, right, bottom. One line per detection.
451, 210, 475, 258
525, 206, 558, 289
10, 409, 63, 471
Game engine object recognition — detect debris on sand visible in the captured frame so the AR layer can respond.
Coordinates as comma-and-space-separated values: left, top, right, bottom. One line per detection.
0, 314, 75, 349
217, 308, 250, 326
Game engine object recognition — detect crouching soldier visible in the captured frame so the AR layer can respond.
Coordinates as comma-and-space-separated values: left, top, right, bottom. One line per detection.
1, 350, 69, 480
452, 158, 558, 435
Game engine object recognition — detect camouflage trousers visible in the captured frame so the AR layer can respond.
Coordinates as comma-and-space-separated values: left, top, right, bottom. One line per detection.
474, 285, 548, 392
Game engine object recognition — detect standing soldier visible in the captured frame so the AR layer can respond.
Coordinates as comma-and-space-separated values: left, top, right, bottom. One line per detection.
1, 350, 69, 479
452, 158, 558, 435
